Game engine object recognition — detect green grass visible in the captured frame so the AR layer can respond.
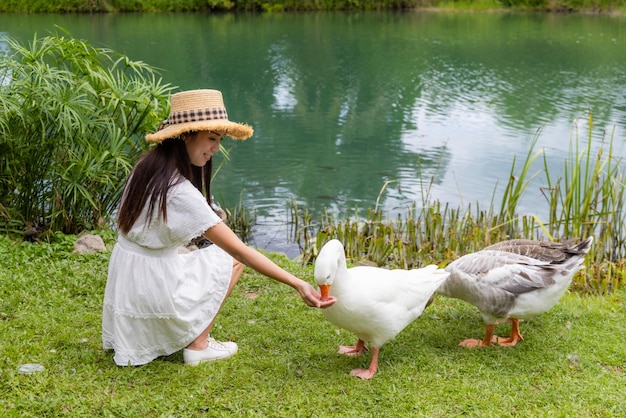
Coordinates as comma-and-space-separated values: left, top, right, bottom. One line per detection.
1, 233, 624, 416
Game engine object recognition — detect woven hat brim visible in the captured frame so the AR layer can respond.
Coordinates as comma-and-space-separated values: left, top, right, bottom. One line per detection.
146, 120, 253, 143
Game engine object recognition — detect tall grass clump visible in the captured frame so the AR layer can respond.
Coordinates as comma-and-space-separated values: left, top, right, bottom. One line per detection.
218, 190, 257, 242
539, 115, 625, 293
0, 31, 174, 235
294, 117, 625, 293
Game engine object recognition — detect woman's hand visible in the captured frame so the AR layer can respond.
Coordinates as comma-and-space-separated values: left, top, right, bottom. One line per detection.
295, 280, 336, 309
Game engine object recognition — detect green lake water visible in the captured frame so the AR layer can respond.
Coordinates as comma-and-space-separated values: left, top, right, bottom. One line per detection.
1, 11, 625, 255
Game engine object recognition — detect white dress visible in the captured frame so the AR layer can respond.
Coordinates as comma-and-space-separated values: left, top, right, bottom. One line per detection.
102, 178, 232, 366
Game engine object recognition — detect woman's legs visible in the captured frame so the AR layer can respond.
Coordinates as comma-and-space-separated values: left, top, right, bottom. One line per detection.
186, 259, 244, 350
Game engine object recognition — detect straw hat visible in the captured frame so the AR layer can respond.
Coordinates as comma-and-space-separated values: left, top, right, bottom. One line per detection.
146, 89, 254, 143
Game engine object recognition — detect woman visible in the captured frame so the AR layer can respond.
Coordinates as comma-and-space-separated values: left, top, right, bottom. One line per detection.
102, 89, 335, 366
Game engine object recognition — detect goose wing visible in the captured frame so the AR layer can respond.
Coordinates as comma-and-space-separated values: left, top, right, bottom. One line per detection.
323, 265, 448, 347
445, 250, 556, 295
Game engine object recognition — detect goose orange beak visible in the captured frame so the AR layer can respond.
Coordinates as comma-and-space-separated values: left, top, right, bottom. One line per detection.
319, 284, 331, 301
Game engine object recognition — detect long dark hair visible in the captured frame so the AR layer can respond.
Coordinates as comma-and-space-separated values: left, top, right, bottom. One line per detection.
117, 136, 213, 234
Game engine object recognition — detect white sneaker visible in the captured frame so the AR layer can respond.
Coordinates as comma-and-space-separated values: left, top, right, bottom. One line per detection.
210, 337, 238, 353
183, 337, 238, 366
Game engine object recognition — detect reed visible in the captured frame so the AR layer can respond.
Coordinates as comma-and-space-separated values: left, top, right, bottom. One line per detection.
292, 117, 625, 293
222, 192, 257, 242
539, 115, 625, 293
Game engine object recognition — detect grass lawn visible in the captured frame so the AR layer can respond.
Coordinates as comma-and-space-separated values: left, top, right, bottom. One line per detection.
0, 234, 624, 417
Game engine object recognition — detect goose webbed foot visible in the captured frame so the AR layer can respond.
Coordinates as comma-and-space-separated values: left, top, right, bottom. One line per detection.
459, 324, 499, 348
349, 347, 379, 380
496, 318, 524, 346
338, 339, 368, 356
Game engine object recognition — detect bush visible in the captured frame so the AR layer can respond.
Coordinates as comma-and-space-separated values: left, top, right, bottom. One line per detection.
0, 31, 175, 234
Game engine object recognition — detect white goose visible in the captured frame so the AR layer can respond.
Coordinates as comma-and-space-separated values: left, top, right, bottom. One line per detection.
437, 237, 593, 348
314, 239, 450, 380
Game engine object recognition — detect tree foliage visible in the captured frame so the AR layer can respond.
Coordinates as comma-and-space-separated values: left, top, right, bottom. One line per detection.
0, 0, 624, 12
0, 0, 418, 13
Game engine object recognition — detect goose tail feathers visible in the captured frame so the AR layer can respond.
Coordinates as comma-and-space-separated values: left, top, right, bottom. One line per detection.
573, 236, 593, 255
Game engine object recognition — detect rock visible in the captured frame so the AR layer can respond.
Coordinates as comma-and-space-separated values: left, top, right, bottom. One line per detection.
24, 221, 41, 242
73, 233, 107, 254
18, 363, 45, 374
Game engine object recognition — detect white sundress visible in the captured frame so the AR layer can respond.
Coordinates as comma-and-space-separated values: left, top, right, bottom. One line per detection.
102, 178, 233, 366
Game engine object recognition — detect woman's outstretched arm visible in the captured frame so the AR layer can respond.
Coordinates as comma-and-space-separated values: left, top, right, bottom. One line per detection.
205, 222, 336, 308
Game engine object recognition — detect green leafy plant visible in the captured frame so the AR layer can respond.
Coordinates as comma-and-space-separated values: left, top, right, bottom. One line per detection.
0, 31, 174, 234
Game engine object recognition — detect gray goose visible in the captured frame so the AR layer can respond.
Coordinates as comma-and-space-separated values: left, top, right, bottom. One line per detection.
437, 237, 593, 348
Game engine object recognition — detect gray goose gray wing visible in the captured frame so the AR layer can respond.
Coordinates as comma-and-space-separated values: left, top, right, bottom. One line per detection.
483, 237, 591, 263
